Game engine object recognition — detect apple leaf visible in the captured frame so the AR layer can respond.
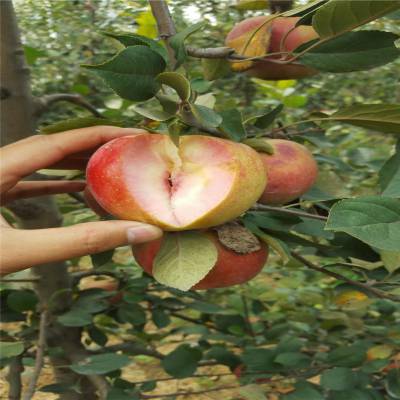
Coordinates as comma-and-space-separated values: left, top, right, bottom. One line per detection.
170, 22, 205, 67
314, 104, 400, 134
242, 138, 274, 155
202, 58, 231, 81
283, 0, 327, 18
161, 344, 202, 378
189, 103, 223, 128
245, 104, 284, 131
379, 139, 400, 197
153, 232, 218, 291
233, 0, 268, 11
70, 353, 131, 375
0, 342, 24, 359
157, 72, 191, 101
298, 31, 400, 72
325, 196, 400, 251
131, 103, 174, 121
102, 31, 168, 62
83, 45, 166, 102
219, 109, 247, 142
239, 384, 267, 400
312, 0, 400, 39
380, 250, 400, 273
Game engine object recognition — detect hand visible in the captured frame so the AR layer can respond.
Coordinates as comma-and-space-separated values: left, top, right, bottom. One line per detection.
0, 126, 163, 275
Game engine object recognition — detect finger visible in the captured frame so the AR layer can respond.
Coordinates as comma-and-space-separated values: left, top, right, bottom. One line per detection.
1, 126, 147, 192
1, 180, 86, 205
0, 221, 162, 275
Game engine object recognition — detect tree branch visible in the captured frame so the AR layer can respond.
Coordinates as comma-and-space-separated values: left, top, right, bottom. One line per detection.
7, 355, 24, 400
34, 93, 102, 118
23, 310, 48, 400
250, 204, 327, 221
291, 251, 399, 301
148, 0, 176, 66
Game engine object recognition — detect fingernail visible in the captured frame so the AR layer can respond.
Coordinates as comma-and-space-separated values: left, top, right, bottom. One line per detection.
127, 225, 162, 244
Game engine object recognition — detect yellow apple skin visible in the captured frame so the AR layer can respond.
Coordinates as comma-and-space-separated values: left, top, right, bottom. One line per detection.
226, 16, 319, 80
86, 133, 267, 231
258, 139, 318, 205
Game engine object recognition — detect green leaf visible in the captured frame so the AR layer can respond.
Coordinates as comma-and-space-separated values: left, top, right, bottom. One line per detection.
58, 309, 93, 327
320, 367, 358, 391
24, 45, 46, 65
274, 352, 311, 368
385, 369, 400, 399
253, 104, 284, 130
170, 22, 206, 67
316, 104, 400, 134
153, 232, 218, 291
283, 0, 326, 18
161, 344, 202, 378
7, 290, 38, 312
70, 353, 131, 375
299, 31, 400, 73
327, 344, 367, 367
242, 138, 274, 155
0, 342, 24, 359
117, 304, 146, 326
234, 0, 268, 11
103, 31, 168, 62
242, 348, 279, 372
219, 109, 247, 142
325, 196, 400, 251
380, 250, 400, 273
282, 381, 324, 400
132, 103, 174, 121
40, 117, 125, 134
239, 384, 267, 400
83, 46, 166, 101
157, 72, 191, 101
256, 229, 290, 264
189, 103, 222, 129
91, 249, 114, 268
312, 0, 400, 39
151, 308, 171, 328
202, 58, 231, 81
379, 140, 400, 197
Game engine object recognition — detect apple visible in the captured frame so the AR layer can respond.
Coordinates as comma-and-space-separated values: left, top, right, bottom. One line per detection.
133, 230, 268, 290
258, 139, 318, 205
226, 16, 318, 80
79, 276, 123, 304
86, 133, 267, 231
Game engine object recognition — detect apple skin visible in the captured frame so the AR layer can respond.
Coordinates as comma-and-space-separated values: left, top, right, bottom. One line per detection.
258, 139, 318, 205
226, 16, 318, 80
133, 231, 268, 290
86, 133, 267, 231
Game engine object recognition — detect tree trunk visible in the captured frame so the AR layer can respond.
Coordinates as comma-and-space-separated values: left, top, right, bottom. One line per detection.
1, 2, 99, 399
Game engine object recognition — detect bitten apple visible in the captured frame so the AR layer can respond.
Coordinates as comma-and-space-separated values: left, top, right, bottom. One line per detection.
87, 133, 267, 231
258, 139, 318, 205
133, 230, 268, 290
226, 16, 318, 80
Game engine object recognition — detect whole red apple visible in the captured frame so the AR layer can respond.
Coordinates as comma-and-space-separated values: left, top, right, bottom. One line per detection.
226, 16, 318, 80
86, 133, 267, 231
133, 230, 268, 290
258, 139, 318, 205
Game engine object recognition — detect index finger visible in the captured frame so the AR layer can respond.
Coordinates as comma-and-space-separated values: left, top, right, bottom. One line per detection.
0, 126, 146, 190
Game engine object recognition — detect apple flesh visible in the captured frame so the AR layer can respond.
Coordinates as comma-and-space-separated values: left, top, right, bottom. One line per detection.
87, 133, 267, 231
258, 139, 318, 205
133, 231, 268, 290
226, 16, 318, 80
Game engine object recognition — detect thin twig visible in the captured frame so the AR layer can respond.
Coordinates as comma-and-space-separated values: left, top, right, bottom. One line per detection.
34, 93, 102, 118
241, 294, 255, 338
22, 310, 48, 400
1, 278, 40, 283
291, 251, 399, 301
141, 384, 240, 399
93, 342, 164, 360
7, 355, 24, 400
250, 204, 327, 221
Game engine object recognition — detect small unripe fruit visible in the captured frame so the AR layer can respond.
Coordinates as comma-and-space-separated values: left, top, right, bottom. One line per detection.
258, 139, 318, 205
226, 16, 318, 80
133, 231, 268, 290
87, 133, 267, 231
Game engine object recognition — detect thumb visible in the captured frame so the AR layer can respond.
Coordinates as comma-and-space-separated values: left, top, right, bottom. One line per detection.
1, 221, 162, 275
